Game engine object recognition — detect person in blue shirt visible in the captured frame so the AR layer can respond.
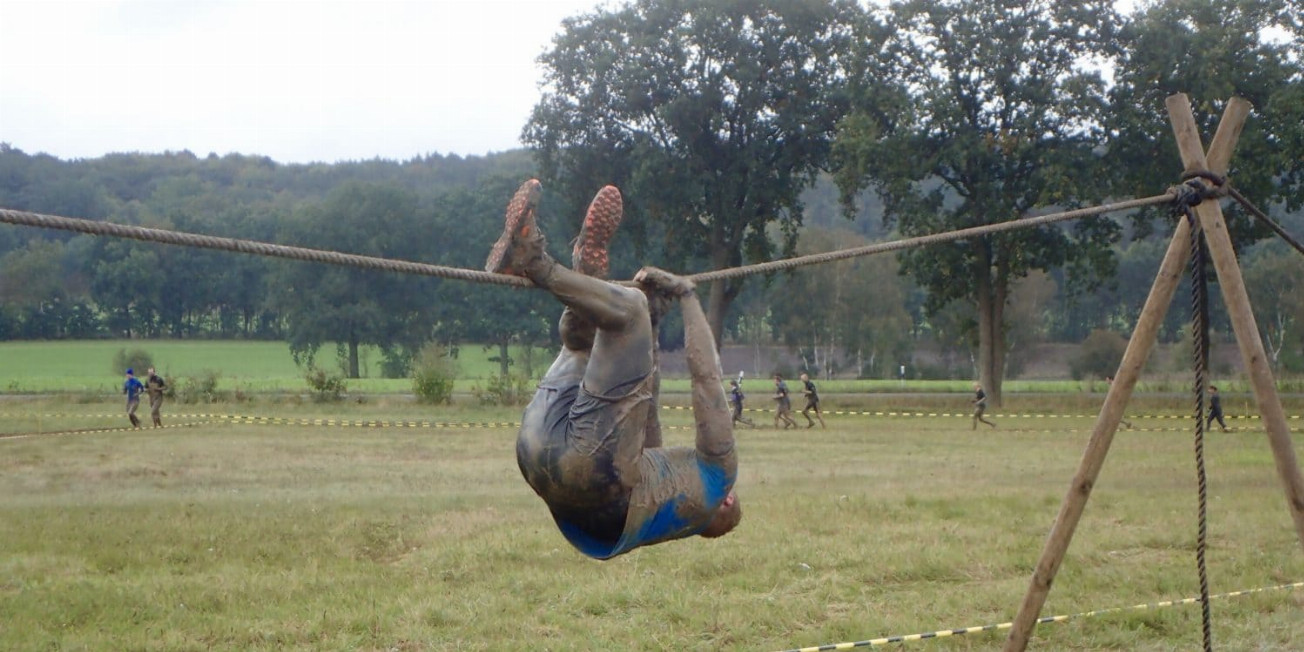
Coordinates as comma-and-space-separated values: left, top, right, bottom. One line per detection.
123, 368, 145, 428
486, 179, 740, 559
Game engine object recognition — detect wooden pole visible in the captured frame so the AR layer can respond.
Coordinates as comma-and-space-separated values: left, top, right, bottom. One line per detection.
1166, 94, 1304, 549
1002, 97, 1250, 652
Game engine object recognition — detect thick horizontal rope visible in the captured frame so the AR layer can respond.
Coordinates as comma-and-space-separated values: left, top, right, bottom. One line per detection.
688, 193, 1175, 283
2, 192, 1173, 287
0, 208, 534, 287
778, 581, 1304, 652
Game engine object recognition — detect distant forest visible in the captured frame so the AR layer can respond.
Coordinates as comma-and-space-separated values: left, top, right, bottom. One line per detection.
2, 144, 1300, 379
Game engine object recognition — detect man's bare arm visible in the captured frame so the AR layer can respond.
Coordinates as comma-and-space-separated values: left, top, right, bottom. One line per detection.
680, 290, 734, 465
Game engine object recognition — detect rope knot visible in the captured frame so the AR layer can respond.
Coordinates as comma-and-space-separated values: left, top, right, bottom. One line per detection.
1183, 169, 1229, 200
1170, 170, 1228, 223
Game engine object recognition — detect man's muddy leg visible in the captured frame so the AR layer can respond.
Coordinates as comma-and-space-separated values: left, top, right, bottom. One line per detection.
560, 185, 624, 353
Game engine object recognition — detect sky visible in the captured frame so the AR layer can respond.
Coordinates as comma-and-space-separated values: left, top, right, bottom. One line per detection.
0, 0, 609, 164
3, 1, 1279, 167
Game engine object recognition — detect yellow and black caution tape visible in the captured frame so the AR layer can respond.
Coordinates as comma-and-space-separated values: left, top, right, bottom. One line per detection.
0, 421, 213, 441
3, 409, 1298, 422
992, 426, 1260, 435
216, 414, 522, 429
0, 413, 710, 432
0, 413, 520, 429
214, 414, 703, 431
658, 405, 1296, 421
2, 410, 1295, 432
778, 581, 1304, 651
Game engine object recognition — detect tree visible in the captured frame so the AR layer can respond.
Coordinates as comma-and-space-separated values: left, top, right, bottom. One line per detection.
87, 241, 162, 338
269, 183, 437, 378
524, 0, 869, 343
421, 179, 557, 382
1242, 242, 1304, 370
1070, 328, 1129, 380
0, 240, 97, 338
1, 141, 546, 342
1048, 237, 1159, 342
1004, 270, 1057, 379
920, 297, 977, 379
769, 227, 912, 379
1107, 0, 1304, 234
834, 0, 1123, 404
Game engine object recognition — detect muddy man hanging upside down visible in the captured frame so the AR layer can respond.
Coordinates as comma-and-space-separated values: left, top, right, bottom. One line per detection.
486, 179, 741, 559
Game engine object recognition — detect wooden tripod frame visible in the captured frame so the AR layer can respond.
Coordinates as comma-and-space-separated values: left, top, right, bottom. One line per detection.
1002, 94, 1304, 651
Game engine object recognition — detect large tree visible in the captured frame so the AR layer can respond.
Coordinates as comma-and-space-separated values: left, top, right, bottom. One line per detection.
833, 0, 1122, 404
523, 0, 869, 342
1107, 0, 1304, 236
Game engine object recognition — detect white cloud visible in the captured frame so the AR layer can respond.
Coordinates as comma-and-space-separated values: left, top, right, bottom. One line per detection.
0, 0, 606, 163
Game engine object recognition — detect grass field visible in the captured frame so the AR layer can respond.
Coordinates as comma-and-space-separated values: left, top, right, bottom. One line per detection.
2, 394, 1302, 651
3, 339, 1296, 398
0, 340, 497, 394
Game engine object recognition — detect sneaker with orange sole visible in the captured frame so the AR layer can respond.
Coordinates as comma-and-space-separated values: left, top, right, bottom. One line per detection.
485, 179, 546, 276
572, 185, 622, 278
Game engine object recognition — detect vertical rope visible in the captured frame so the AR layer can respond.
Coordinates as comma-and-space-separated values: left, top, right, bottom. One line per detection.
1185, 206, 1214, 652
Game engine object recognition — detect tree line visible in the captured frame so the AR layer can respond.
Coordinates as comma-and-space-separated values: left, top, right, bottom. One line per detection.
2, 0, 1302, 398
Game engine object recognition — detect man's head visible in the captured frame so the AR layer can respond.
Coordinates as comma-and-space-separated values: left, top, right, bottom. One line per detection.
1209, 385, 1218, 393
973, 382, 981, 391
700, 491, 742, 539
147, 367, 156, 376
126, 368, 134, 377
729, 379, 738, 388
800, 373, 809, 382
773, 374, 782, 382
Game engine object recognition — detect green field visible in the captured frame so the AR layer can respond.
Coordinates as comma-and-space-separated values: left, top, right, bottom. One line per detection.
2, 394, 1303, 651
0, 340, 539, 395
2, 339, 1295, 399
